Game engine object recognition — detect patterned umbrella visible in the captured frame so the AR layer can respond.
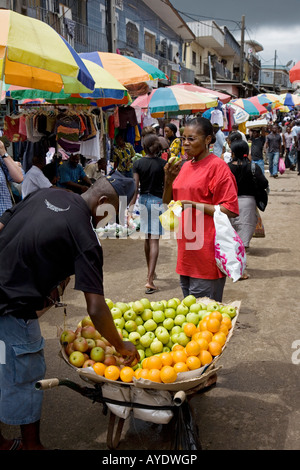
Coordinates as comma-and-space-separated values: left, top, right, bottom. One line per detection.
230, 97, 267, 116
132, 85, 218, 115
79, 51, 167, 86
172, 82, 231, 103
3, 59, 130, 107
0, 10, 94, 93
279, 93, 300, 108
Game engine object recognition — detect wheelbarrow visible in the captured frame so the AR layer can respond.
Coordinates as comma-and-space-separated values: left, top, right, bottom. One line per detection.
35, 365, 219, 450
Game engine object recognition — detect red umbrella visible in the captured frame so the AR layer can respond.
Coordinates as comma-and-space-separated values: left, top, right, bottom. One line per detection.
172, 82, 232, 103
289, 61, 300, 84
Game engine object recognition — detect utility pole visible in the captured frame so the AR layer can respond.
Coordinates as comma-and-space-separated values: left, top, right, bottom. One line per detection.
107, 0, 117, 53
240, 15, 245, 95
273, 50, 277, 92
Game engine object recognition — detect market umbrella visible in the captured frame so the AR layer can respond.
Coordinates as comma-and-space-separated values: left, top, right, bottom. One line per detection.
3, 59, 131, 107
289, 61, 300, 84
132, 85, 218, 116
230, 97, 267, 116
0, 9, 95, 93
279, 93, 300, 108
172, 82, 232, 103
79, 51, 167, 86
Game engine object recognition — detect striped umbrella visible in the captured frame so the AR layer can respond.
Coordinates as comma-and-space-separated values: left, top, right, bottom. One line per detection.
79, 51, 167, 86
132, 85, 218, 116
230, 97, 267, 116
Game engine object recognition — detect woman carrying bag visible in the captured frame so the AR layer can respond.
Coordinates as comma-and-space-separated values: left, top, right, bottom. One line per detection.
228, 140, 269, 279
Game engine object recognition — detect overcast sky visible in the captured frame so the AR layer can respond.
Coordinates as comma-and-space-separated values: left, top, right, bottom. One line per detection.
170, 0, 300, 68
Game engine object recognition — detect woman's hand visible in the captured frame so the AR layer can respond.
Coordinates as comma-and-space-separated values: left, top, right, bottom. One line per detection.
164, 158, 181, 183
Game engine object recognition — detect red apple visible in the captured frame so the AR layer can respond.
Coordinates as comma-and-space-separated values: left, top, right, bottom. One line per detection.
81, 325, 97, 339
95, 339, 107, 349
104, 354, 117, 366
64, 342, 75, 356
75, 326, 82, 337
73, 337, 89, 353
82, 359, 96, 368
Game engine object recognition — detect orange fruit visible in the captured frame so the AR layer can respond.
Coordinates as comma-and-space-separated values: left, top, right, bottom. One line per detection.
185, 340, 201, 356
212, 332, 227, 346
183, 323, 197, 337
173, 361, 189, 373
208, 341, 222, 357
198, 330, 213, 342
196, 337, 209, 351
93, 362, 106, 376
209, 311, 223, 322
221, 316, 232, 329
134, 368, 143, 379
147, 368, 161, 382
147, 355, 162, 370
198, 350, 213, 366
199, 320, 208, 331
172, 349, 187, 363
104, 365, 120, 381
160, 352, 173, 366
192, 332, 203, 342
206, 318, 221, 333
186, 355, 201, 370
120, 366, 135, 383
219, 324, 229, 336
142, 358, 150, 369
160, 365, 177, 383
139, 368, 150, 379
172, 344, 184, 351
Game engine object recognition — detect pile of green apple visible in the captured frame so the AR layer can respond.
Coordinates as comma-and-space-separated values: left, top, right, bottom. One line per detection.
106, 295, 236, 366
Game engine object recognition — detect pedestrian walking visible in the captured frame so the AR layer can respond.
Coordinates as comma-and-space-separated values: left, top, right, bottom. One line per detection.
265, 125, 281, 177
129, 133, 166, 294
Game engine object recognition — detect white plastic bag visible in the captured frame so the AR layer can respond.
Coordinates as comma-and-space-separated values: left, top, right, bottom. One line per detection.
213, 205, 246, 282
132, 388, 173, 424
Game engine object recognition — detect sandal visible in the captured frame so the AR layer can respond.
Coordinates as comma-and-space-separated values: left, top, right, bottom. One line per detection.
8, 438, 23, 450
145, 287, 159, 294
239, 273, 250, 281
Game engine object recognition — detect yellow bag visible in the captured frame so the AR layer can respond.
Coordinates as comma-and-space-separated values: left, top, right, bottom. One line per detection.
159, 200, 182, 232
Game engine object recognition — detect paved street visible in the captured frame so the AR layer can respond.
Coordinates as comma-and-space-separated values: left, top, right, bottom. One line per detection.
3, 167, 300, 451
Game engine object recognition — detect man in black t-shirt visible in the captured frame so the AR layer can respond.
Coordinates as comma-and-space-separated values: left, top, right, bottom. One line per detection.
0, 172, 138, 450
249, 128, 266, 175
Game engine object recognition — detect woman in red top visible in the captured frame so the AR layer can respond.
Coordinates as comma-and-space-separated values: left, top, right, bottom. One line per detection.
163, 117, 239, 302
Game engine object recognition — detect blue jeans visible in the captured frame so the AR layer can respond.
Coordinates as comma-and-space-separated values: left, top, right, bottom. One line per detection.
139, 193, 164, 236
268, 151, 279, 176
0, 315, 45, 425
253, 159, 265, 175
